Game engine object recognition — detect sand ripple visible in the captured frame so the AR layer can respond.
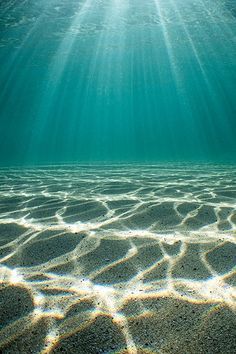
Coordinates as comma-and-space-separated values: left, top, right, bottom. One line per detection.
0, 165, 235, 353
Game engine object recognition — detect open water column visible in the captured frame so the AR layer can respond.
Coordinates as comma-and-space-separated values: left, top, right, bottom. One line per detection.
0, 1, 236, 353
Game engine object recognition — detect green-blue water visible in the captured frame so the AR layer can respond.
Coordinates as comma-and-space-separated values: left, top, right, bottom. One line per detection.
0, 0, 236, 165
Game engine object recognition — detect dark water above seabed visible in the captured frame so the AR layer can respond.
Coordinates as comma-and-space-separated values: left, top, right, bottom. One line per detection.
0, 0, 236, 165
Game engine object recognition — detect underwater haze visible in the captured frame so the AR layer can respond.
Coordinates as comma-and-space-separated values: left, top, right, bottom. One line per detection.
0, 0, 236, 165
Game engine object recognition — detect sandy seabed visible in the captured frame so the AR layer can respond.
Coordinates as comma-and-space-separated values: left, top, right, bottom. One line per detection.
0, 165, 235, 353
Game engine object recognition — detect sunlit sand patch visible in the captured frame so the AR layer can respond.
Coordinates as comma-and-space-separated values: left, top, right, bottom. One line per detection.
0, 165, 236, 352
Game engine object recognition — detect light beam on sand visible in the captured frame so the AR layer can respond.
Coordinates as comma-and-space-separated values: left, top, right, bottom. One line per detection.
0, 165, 235, 352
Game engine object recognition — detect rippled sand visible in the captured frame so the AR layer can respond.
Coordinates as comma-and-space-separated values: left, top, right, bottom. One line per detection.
0, 165, 235, 353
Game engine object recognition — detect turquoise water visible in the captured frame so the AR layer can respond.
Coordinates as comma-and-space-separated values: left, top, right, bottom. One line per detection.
0, 0, 236, 165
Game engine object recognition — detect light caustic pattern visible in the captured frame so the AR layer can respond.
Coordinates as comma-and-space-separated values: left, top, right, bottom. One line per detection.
0, 165, 235, 353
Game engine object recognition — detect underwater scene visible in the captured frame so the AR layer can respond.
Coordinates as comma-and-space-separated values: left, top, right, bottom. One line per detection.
0, 1, 236, 353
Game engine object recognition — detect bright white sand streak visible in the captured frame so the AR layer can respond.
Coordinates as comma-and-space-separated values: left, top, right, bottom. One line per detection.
0, 165, 235, 353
